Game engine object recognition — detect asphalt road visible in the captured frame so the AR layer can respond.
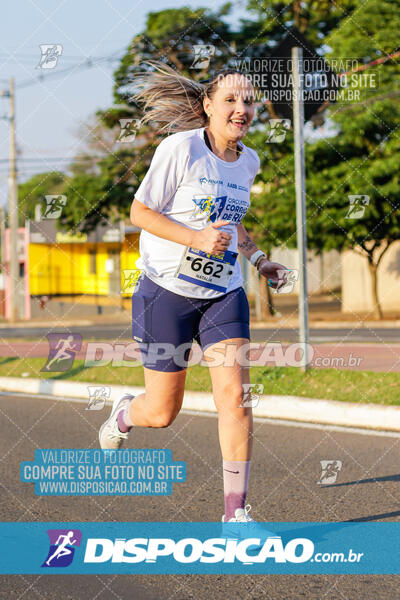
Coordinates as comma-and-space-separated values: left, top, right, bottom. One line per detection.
1, 323, 400, 343
1, 392, 399, 599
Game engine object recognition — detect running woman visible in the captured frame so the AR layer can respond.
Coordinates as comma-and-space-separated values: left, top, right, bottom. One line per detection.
99, 62, 288, 525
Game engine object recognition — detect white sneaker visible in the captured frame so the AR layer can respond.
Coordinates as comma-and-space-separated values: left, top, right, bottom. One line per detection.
222, 504, 255, 524
221, 504, 276, 543
99, 394, 134, 450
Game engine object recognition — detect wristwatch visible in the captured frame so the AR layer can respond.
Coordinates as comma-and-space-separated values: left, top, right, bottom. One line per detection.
250, 249, 266, 268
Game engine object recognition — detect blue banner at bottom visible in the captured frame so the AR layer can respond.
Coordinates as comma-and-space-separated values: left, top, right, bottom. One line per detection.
0, 522, 398, 574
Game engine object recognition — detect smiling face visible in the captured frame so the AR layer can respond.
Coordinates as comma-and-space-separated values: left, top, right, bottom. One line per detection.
203, 72, 255, 143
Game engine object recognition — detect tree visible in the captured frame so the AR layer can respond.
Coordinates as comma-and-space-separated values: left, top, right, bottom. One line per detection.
18, 172, 66, 223
69, 114, 120, 177
246, 0, 357, 43
100, 5, 237, 130
21, 2, 400, 321
59, 148, 147, 232
57, 5, 240, 231
244, 0, 400, 318
305, 0, 400, 318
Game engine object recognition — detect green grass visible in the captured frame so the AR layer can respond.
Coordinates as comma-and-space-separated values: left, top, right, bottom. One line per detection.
0, 357, 398, 405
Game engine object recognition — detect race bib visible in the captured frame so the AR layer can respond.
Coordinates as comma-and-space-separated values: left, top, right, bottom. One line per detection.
175, 247, 237, 292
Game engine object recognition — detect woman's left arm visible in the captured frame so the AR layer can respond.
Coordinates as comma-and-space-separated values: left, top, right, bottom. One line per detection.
237, 223, 258, 259
237, 223, 289, 288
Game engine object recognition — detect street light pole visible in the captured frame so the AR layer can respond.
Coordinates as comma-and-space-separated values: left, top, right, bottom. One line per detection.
292, 47, 310, 371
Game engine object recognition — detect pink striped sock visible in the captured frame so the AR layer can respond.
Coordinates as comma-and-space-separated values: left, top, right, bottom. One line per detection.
117, 400, 135, 433
117, 410, 132, 433
223, 460, 251, 521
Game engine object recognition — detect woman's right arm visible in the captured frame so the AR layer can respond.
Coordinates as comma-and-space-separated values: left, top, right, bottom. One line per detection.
130, 197, 232, 255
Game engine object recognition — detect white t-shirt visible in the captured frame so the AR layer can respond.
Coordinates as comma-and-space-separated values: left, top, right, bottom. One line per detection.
134, 126, 260, 299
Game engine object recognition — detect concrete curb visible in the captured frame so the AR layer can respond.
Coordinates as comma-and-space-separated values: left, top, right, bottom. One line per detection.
250, 320, 400, 329
1, 376, 399, 432
1, 319, 400, 330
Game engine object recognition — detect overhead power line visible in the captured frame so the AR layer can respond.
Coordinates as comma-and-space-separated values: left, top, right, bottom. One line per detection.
0, 156, 109, 163
11, 47, 127, 90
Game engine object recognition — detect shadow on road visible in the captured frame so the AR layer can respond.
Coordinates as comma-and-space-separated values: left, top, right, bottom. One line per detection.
344, 509, 400, 522
321, 473, 400, 488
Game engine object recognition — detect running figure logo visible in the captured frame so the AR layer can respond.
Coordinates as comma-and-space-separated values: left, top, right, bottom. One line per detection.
190, 44, 215, 69
86, 386, 111, 410
266, 119, 291, 143
240, 383, 264, 408
121, 269, 143, 294
43, 195, 67, 219
117, 119, 141, 143
345, 195, 370, 219
42, 529, 82, 568
271, 269, 298, 294
318, 460, 343, 485
36, 44, 63, 69
41, 333, 82, 372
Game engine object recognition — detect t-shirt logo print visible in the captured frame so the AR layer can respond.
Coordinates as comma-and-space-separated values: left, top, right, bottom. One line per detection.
192, 195, 227, 223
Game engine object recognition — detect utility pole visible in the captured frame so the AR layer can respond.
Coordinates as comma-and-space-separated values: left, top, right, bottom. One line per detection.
0, 207, 5, 273
1, 78, 19, 321
292, 47, 310, 371
9, 77, 19, 322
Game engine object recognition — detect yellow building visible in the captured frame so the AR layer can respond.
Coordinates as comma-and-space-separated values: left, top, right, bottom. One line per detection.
28, 221, 141, 301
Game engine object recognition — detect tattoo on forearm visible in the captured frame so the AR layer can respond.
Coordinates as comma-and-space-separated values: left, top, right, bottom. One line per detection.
238, 235, 258, 252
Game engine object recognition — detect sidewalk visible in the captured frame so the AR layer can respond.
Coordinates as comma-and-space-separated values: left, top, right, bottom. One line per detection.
251, 294, 400, 328
251, 318, 400, 329
1, 316, 399, 329
1, 292, 399, 329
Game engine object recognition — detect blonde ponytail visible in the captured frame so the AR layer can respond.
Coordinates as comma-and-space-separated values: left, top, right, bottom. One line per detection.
130, 60, 207, 133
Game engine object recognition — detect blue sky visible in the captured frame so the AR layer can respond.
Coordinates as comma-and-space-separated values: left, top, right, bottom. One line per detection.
0, 0, 253, 207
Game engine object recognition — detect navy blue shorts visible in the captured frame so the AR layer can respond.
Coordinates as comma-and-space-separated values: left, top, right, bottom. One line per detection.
132, 275, 250, 372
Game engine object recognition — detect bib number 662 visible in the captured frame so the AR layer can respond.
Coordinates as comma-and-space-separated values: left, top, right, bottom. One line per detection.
190, 258, 223, 278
